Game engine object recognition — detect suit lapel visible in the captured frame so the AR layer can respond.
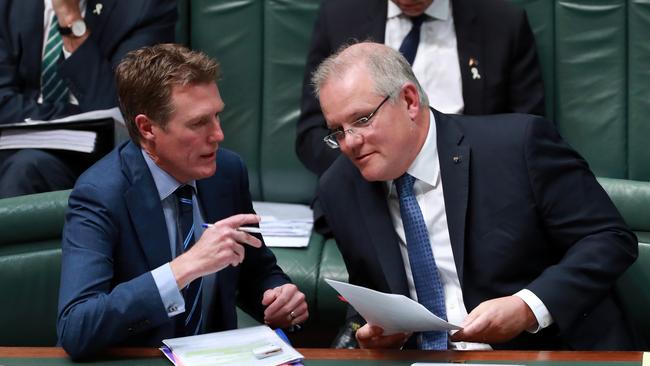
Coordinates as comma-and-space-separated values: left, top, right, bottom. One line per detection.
196, 172, 234, 224
434, 110, 470, 286
121, 142, 172, 269
452, 0, 484, 114
354, 173, 410, 297
85, 0, 116, 37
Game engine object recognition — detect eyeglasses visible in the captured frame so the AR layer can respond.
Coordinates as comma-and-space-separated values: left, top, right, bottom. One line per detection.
323, 95, 390, 149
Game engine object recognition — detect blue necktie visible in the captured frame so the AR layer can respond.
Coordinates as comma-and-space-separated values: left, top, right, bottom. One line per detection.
398, 15, 427, 65
175, 185, 203, 336
395, 174, 448, 350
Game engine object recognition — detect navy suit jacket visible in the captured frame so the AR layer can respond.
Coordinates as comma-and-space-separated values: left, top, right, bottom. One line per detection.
57, 142, 290, 359
296, 0, 545, 176
0, 0, 176, 124
316, 111, 639, 350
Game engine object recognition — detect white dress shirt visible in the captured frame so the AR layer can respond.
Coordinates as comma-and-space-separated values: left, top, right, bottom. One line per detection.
385, 0, 464, 114
385, 110, 553, 350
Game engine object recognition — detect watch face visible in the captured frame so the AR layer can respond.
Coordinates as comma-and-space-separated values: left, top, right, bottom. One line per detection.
71, 20, 87, 37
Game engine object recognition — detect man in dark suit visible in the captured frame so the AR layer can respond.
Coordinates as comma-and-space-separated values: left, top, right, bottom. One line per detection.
296, 0, 545, 177
57, 44, 308, 360
0, 0, 177, 198
313, 42, 639, 350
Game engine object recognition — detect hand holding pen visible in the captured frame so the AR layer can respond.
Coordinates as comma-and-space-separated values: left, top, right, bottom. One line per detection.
169, 213, 262, 289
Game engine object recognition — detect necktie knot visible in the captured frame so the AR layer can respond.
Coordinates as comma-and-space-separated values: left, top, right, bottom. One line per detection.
410, 14, 427, 28
395, 173, 416, 198
174, 184, 193, 200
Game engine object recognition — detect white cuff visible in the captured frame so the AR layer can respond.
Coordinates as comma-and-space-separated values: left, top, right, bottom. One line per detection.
152, 263, 185, 317
514, 289, 554, 333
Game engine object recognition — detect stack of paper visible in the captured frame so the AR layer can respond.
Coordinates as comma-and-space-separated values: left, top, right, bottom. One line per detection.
252, 201, 313, 248
161, 325, 303, 366
0, 129, 96, 153
0, 107, 127, 153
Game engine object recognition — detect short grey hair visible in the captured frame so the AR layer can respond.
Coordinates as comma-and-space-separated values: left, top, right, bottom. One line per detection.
311, 42, 429, 106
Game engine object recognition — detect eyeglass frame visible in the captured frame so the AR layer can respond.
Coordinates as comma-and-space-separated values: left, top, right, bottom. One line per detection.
323, 95, 391, 149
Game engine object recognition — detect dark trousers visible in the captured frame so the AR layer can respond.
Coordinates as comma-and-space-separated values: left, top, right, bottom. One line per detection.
0, 149, 79, 198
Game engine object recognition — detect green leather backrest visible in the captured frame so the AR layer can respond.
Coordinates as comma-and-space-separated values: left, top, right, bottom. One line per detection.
511, 1, 650, 181
180, 0, 318, 203
0, 191, 70, 346
179, 0, 650, 205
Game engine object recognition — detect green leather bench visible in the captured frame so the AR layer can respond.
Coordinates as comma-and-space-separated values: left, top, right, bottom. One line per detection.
1, 0, 649, 349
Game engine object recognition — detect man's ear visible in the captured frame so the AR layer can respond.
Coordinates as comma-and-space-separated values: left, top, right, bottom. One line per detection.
401, 82, 421, 120
135, 114, 156, 142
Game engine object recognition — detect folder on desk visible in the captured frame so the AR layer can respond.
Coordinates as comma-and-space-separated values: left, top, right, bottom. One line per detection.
0, 107, 127, 156
161, 325, 303, 366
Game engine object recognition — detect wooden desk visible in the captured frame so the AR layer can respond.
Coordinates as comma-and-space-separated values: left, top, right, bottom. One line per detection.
0, 347, 644, 365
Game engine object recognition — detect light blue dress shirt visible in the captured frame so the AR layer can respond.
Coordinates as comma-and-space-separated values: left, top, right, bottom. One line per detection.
142, 150, 216, 329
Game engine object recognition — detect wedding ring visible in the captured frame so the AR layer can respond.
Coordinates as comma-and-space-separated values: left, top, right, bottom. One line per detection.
289, 310, 297, 320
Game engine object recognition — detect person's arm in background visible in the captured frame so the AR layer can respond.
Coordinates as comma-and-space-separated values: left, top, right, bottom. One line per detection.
58, 0, 176, 114
295, 1, 341, 177
0, 0, 176, 124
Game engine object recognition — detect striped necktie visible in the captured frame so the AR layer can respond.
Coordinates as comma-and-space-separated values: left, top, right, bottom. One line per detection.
41, 14, 69, 103
174, 185, 203, 336
395, 173, 448, 350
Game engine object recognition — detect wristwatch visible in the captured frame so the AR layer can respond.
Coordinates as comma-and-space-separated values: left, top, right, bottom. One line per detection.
58, 19, 87, 37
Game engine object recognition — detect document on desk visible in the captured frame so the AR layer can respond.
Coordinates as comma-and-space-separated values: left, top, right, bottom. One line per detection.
161, 325, 303, 366
325, 279, 462, 334
413, 364, 524, 366
252, 201, 313, 247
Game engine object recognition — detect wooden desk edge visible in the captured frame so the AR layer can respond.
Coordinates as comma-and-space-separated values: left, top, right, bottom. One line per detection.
0, 347, 643, 362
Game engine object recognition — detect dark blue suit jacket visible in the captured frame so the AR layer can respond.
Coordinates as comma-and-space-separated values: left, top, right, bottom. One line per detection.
57, 142, 290, 359
0, 0, 176, 124
297, 0, 545, 176
316, 110, 639, 350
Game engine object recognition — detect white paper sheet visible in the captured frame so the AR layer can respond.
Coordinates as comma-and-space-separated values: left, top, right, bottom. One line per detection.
252, 201, 313, 247
325, 279, 462, 335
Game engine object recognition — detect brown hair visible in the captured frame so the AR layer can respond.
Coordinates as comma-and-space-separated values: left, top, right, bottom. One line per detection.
115, 43, 221, 144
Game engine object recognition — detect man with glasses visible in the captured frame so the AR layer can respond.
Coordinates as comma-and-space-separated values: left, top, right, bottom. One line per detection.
313, 42, 639, 350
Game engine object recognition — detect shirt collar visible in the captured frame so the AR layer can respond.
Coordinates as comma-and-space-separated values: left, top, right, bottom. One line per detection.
141, 149, 197, 201
387, 0, 451, 21
386, 109, 439, 196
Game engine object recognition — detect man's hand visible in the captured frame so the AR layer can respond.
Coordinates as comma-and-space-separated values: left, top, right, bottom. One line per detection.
450, 296, 537, 344
52, 0, 89, 53
170, 214, 262, 288
262, 284, 308, 328
355, 324, 410, 349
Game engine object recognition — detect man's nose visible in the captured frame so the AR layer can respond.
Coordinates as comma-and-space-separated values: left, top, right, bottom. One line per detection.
209, 120, 224, 143
340, 130, 363, 151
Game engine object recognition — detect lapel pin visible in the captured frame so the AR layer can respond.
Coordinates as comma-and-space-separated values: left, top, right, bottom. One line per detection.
453, 155, 461, 164
469, 57, 481, 80
93, 3, 103, 15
